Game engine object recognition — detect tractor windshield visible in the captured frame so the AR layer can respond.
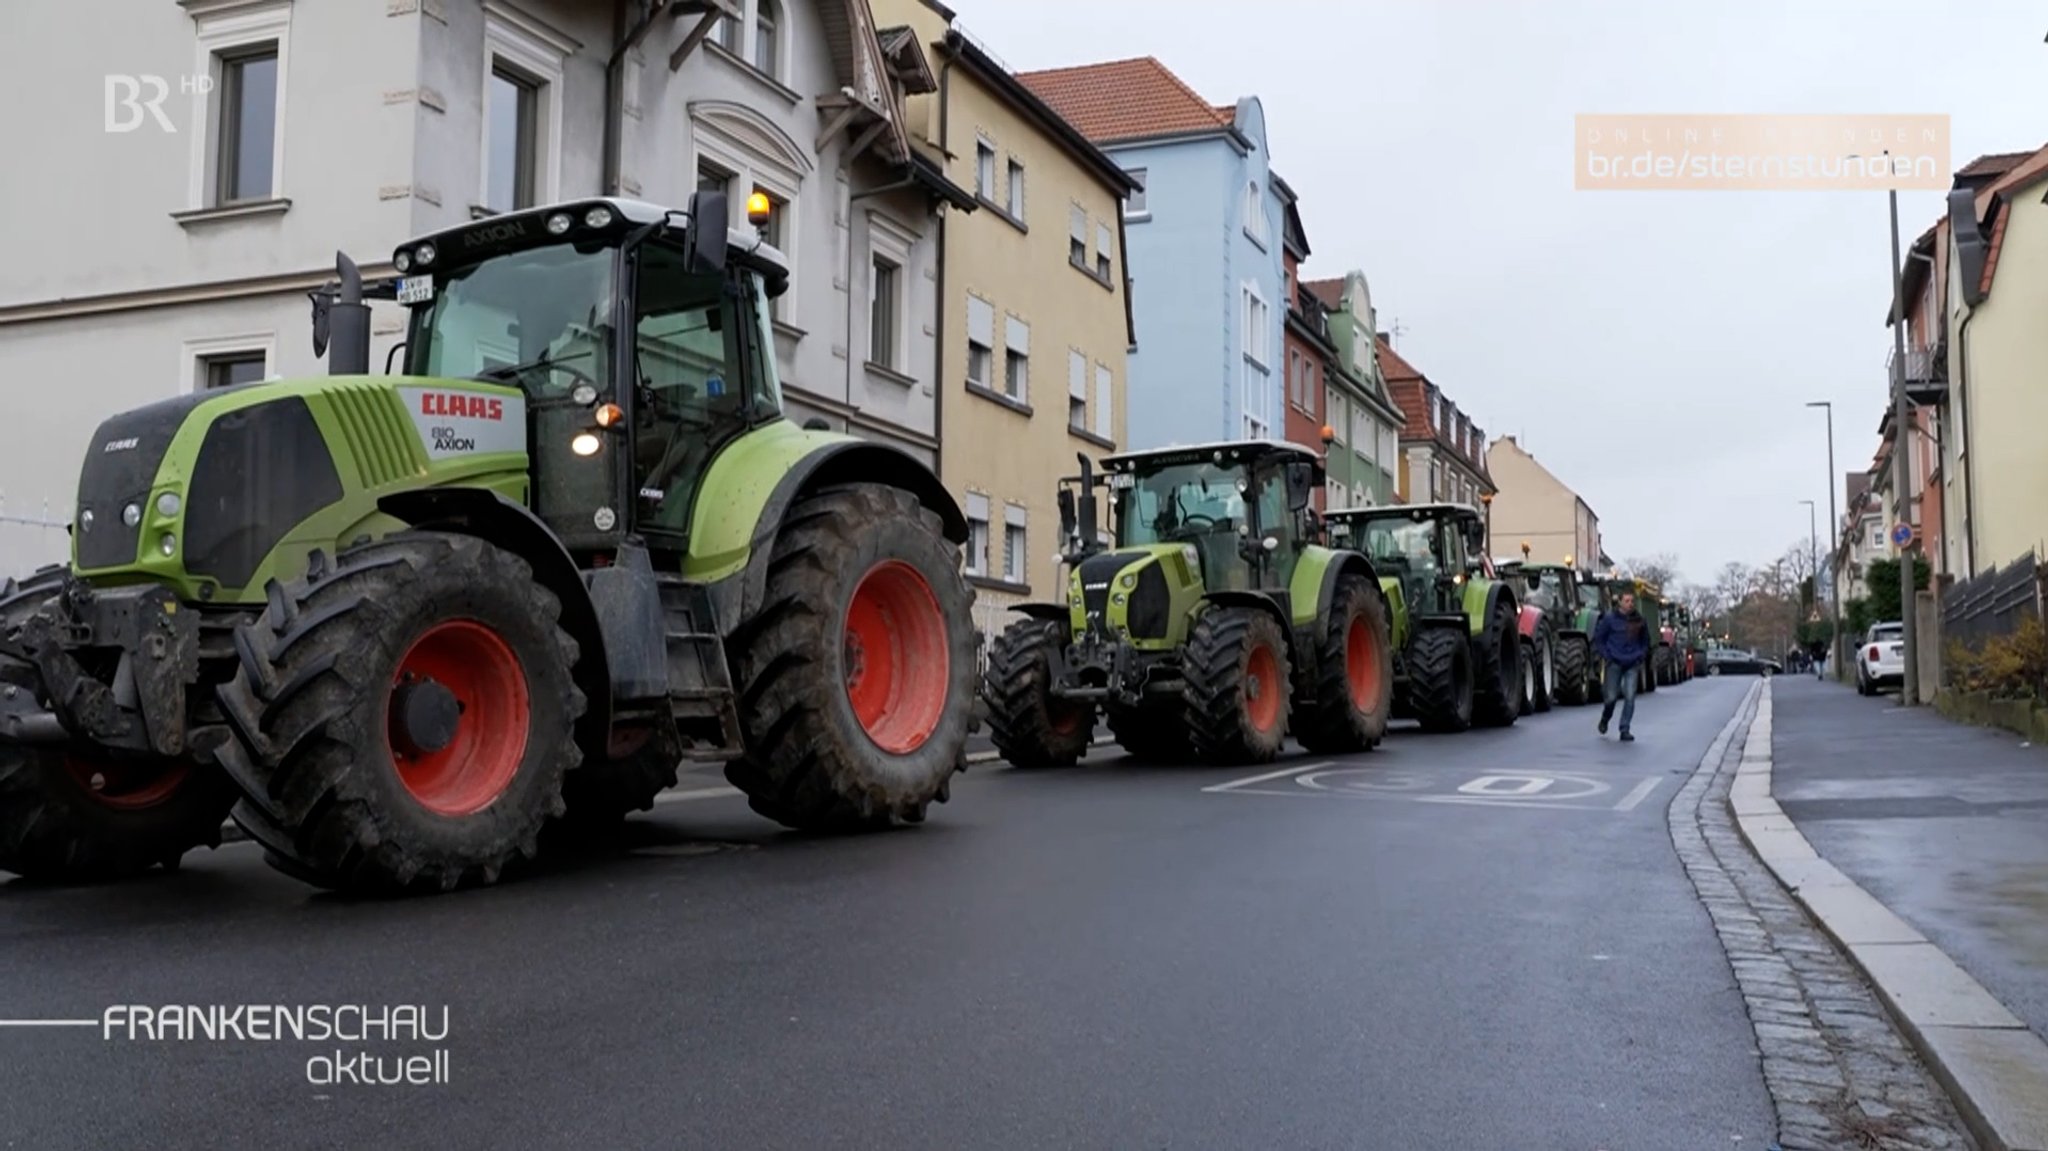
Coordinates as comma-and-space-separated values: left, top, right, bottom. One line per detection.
405, 242, 616, 397
1116, 460, 1258, 590
1525, 567, 1569, 610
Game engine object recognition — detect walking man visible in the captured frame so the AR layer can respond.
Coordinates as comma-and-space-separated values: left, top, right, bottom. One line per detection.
1593, 590, 1650, 741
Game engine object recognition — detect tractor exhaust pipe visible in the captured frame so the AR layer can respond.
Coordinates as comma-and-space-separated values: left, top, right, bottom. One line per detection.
310, 252, 372, 376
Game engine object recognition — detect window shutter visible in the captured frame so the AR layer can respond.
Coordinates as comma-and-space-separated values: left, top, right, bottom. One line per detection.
1094, 364, 1112, 438
967, 296, 994, 345
1069, 350, 1087, 399
1069, 205, 1086, 242
1006, 316, 1029, 355
1005, 504, 1028, 528
965, 492, 990, 520
1096, 222, 1112, 259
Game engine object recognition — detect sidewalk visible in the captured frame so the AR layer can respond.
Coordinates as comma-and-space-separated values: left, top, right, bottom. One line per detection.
1758, 677, 2048, 1149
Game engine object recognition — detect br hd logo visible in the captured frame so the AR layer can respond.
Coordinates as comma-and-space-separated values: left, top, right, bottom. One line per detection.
104, 74, 212, 133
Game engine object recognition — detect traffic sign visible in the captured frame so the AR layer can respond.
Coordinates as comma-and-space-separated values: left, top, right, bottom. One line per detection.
1891, 522, 1916, 548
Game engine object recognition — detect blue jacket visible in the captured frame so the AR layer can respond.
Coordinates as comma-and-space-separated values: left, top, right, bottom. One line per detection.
1594, 609, 1650, 669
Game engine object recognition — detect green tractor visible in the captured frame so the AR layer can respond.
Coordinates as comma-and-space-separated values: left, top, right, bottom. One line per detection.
1494, 558, 1601, 707
0, 193, 981, 893
981, 441, 1394, 767
1322, 503, 1524, 733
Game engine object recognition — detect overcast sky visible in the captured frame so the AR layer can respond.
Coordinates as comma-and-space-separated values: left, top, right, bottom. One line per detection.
950, 0, 2047, 587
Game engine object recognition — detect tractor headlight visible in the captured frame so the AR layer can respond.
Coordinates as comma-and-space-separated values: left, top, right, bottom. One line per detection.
79, 509, 94, 531
122, 503, 141, 528
584, 207, 614, 229
571, 432, 602, 457
393, 250, 412, 273
1112, 593, 1125, 606
1119, 573, 1137, 590
155, 492, 180, 518
571, 384, 597, 406
547, 213, 574, 235
1180, 544, 1199, 569
414, 243, 436, 266
159, 533, 177, 557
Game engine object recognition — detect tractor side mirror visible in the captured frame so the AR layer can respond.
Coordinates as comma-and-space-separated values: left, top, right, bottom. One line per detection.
685, 190, 729, 274
1284, 462, 1313, 512
1057, 488, 1077, 543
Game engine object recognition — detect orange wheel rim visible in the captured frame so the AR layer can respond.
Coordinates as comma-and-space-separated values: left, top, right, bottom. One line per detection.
64, 755, 187, 811
1345, 615, 1382, 711
387, 620, 531, 816
844, 561, 949, 754
1246, 643, 1282, 733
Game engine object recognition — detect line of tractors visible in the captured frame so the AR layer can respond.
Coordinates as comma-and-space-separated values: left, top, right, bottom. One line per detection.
0, 190, 1712, 901
982, 439, 1712, 769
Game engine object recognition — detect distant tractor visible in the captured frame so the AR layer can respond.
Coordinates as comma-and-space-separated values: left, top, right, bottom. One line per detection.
1323, 503, 1524, 733
0, 192, 980, 894
981, 441, 1393, 767
1496, 556, 1602, 706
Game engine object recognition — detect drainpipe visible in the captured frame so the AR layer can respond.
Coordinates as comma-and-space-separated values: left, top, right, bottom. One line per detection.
602, 0, 628, 196
932, 50, 955, 481
1956, 310, 1978, 577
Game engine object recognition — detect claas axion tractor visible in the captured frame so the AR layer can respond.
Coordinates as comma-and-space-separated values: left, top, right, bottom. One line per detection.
982, 441, 1394, 766
1322, 504, 1525, 732
0, 191, 982, 894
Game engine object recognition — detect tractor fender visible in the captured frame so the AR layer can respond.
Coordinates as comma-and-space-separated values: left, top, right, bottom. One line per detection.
712, 439, 967, 636
1200, 590, 1294, 654
1515, 602, 1545, 640
1462, 580, 1516, 638
377, 487, 613, 739
1009, 602, 1071, 625
1293, 548, 1383, 627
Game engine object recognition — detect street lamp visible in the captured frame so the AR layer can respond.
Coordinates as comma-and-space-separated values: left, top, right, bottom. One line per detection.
1806, 400, 1841, 677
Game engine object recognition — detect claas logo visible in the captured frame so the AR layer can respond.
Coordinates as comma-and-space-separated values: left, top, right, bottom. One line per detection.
419, 393, 505, 421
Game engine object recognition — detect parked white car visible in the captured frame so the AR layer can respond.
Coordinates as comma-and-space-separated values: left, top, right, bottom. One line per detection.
1857, 622, 1905, 695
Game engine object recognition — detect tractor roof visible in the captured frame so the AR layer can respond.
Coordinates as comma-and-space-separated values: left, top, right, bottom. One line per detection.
1324, 501, 1484, 523
397, 196, 789, 279
1101, 438, 1323, 472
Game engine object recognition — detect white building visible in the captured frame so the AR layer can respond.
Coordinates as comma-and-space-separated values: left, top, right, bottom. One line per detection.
0, 0, 972, 574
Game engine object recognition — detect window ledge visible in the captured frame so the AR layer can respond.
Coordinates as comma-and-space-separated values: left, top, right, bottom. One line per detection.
1069, 427, 1115, 450
969, 575, 1031, 595
1068, 256, 1113, 291
172, 198, 292, 227
976, 196, 1027, 233
1244, 227, 1268, 250
965, 382, 1032, 417
1123, 210, 1151, 224
772, 319, 808, 342
705, 42, 801, 107
864, 361, 918, 388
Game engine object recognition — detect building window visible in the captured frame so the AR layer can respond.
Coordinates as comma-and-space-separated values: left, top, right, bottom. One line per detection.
1004, 316, 1030, 401
966, 295, 994, 389
1068, 350, 1088, 431
200, 351, 268, 390
690, 107, 805, 319
964, 493, 991, 575
752, 0, 780, 75
976, 139, 996, 198
753, 185, 788, 249
1003, 505, 1028, 584
214, 46, 279, 204
486, 64, 539, 211
1242, 287, 1270, 368
1241, 366, 1269, 439
718, 7, 742, 52
1243, 180, 1266, 245
1007, 159, 1025, 220
1327, 388, 1346, 442
1068, 205, 1087, 267
697, 160, 734, 198
1095, 221, 1113, 280
869, 255, 899, 370
1094, 362, 1113, 440
1124, 168, 1148, 217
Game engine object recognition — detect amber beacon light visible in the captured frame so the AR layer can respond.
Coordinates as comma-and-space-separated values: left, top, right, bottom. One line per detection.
746, 192, 772, 227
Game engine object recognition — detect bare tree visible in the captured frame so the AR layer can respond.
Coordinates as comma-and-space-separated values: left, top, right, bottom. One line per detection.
1623, 553, 1681, 591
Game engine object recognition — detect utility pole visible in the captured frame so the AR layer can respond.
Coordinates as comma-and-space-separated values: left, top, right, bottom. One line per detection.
1806, 400, 1840, 677
1885, 154, 1919, 706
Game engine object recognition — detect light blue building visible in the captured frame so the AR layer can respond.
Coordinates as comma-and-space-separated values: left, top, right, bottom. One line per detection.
1021, 57, 1287, 449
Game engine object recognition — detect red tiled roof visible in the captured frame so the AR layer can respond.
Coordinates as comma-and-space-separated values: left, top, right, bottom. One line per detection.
1302, 277, 1344, 310
1015, 56, 1234, 144
1974, 143, 2048, 299
1387, 379, 1430, 440
1957, 150, 2038, 179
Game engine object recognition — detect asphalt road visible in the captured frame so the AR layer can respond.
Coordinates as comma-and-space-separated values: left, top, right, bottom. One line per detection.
0, 680, 1781, 1150
1773, 675, 2048, 1041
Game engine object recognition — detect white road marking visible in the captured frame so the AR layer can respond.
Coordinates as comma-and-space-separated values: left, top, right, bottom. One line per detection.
1201, 763, 1331, 793
1613, 778, 1662, 812
1458, 774, 1555, 797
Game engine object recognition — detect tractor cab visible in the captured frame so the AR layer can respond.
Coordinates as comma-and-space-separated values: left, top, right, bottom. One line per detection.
363, 191, 790, 558
1065, 439, 1322, 594
1325, 502, 1485, 619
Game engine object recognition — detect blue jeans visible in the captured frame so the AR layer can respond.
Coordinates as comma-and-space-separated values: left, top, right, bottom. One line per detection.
1601, 661, 1638, 731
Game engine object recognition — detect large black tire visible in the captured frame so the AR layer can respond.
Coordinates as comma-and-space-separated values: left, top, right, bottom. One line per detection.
0, 569, 237, 882
552, 720, 683, 835
1295, 575, 1394, 755
1642, 652, 1659, 694
1531, 630, 1555, 713
1517, 638, 1537, 717
1471, 598, 1522, 728
215, 534, 585, 894
1105, 701, 1190, 761
724, 484, 976, 830
1183, 607, 1292, 765
984, 618, 1095, 768
1406, 625, 1474, 733
1553, 635, 1591, 706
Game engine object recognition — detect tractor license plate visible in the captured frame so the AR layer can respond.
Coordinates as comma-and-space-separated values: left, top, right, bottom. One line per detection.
397, 276, 435, 305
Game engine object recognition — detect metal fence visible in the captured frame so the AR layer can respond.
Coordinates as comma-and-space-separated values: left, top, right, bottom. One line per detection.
1939, 550, 2042, 651
0, 492, 69, 581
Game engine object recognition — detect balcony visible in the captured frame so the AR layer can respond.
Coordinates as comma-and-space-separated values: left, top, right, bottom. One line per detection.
1887, 342, 1947, 405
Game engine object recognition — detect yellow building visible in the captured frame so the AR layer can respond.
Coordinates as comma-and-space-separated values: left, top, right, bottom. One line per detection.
873, 0, 1138, 644
1484, 435, 1601, 567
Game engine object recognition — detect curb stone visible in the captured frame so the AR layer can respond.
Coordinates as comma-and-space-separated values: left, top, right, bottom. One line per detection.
1731, 679, 2048, 1151
1670, 679, 1976, 1151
